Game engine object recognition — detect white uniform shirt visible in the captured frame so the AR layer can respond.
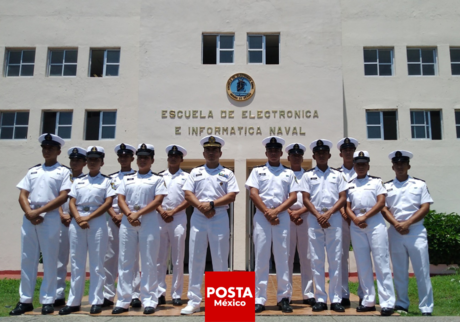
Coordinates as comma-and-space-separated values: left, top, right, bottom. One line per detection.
384, 176, 433, 226
347, 175, 387, 216
62, 173, 86, 214
245, 163, 300, 209
160, 168, 189, 211
109, 169, 137, 213
17, 162, 72, 208
337, 165, 357, 182
117, 171, 168, 213
290, 169, 306, 211
299, 166, 348, 210
182, 164, 239, 209
69, 173, 117, 207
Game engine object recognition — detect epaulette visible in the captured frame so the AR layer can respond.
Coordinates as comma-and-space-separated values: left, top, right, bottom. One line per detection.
282, 165, 291, 169
29, 163, 41, 170
368, 175, 381, 179
384, 179, 393, 184
306, 168, 315, 172
108, 171, 119, 176
348, 178, 355, 183
331, 167, 342, 172
152, 171, 162, 176
158, 170, 166, 174
101, 174, 110, 178
193, 164, 205, 169
413, 177, 426, 182
60, 165, 70, 170
223, 166, 234, 172
253, 164, 265, 168
124, 172, 136, 176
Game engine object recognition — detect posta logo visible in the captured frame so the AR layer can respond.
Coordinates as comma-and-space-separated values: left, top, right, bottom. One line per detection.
205, 271, 255, 322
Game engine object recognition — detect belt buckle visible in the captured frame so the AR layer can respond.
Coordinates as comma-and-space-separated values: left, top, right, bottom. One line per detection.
83, 206, 90, 212
321, 207, 328, 212
360, 209, 366, 214
134, 205, 140, 211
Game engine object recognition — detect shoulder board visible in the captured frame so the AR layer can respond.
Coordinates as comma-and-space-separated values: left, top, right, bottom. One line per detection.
124, 172, 136, 176
282, 165, 291, 169
222, 166, 234, 172
108, 171, 119, 176
348, 178, 355, 183
150, 172, 161, 176
368, 175, 381, 179
253, 164, 266, 168
331, 167, 341, 171
100, 174, 110, 178
306, 168, 315, 172
412, 177, 426, 182
384, 179, 393, 184
193, 164, 205, 169
78, 174, 88, 179
158, 170, 166, 174
60, 165, 70, 170
29, 163, 41, 170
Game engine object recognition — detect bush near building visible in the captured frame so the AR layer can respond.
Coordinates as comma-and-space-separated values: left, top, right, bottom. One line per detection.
425, 210, 460, 265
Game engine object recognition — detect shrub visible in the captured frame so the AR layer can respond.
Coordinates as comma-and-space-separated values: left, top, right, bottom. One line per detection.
424, 210, 460, 265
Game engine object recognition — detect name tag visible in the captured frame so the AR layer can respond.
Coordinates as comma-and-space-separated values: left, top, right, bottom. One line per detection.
259, 173, 266, 176
127, 178, 134, 181
31, 172, 37, 174
196, 173, 202, 177
311, 177, 318, 180
78, 182, 85, 185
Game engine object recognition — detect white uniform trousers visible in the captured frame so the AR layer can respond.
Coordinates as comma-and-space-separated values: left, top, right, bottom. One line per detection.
254, 210, 292, 305
56, 220, 70, 300
103, 215, 141, 301
350, 215, 395, 308
67, 215, 108, 306
307, 211, 342, 304
288, 214, 314, 300
187, 208, 229, 307
20, 210, 60, 304
157, 211, 187, 300
116, 213, 160, 309
388, 224, 433, 313
340, 218, 351, 299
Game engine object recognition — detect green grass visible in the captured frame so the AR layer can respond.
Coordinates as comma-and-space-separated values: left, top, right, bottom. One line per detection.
349, 273, 460, 316
0, 278, 90, 317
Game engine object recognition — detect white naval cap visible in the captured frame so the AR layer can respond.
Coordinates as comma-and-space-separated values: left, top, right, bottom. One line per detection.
309, 139, 333, 152
337, 137, 359, 150
136, 143, 155, 156
86, 146, 105, 158
114, 143, 136, 155
353, 150, 370, 163
39, 133, 65, 147
285, 142, 306, 155
388, 150, 413, 163
68, 146, 87, 159
200, 135, 225, 148
165, 144, 187, 157
262, 136, 285, 149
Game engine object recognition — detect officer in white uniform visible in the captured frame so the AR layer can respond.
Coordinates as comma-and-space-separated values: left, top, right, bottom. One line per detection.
180, 136, 240, 315
299, 139, 348, 312
335, 137, 363, 306
156, 145, 190, 306
56, 147, 87, 307
285, 143, 315, 307
11, 133, 71, 316
246, 137, 299, 313
104, 143, 141, 308
382, 150, 434, 316
112, 144, 168, 315
345, 151, 395, 316
59, 146, 116, 315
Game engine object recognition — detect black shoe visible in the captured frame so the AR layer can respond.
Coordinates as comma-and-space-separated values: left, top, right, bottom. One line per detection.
303, 298, 316, 306
41, 304, 54, 315
255, 304, 265, 313
381, 307, 394, 316
90, 305, 102, 314
277, 298, 293, 313
172, 298, 182, 306
330, 303, 345, 312
312, 302, 328, 312
341, 298, 351, 307
130, 298, 142, 308
54, 298, 66, 307
112, 307, 129, 314
158, 295, 166, 305
356, 305, 376, 312
9, 302, 34, 315
422, 313, 432, 316
395, 305, 408, 313
144, 306, 155, 314
102, 298, 114, 307
59, 305, 80, 315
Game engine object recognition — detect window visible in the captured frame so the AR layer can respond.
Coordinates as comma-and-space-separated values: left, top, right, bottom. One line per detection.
450, 48, 460, 76
366, 111, 398, 140
48, 49, 77, 76
247, 35, 279, 64
455, 111, 460, 138
5, 50, 35, 77
42, 111, 73, 139
410, 111, 442, 140
407, 48, 437, 76
85, 111, 116, 140
89, 49, 120, 77
202, 34, 234, 64
0, 112, 29, 139
363, 48, 393, 76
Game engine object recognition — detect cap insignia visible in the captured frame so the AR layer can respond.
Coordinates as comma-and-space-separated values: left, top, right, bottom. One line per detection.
72, 148, 78, 154
344, 138, 350, 144
91, 146, 97, 152
141, 143, 147, 149
270, 137, 277, 144
45, 133, 52, 141
317, 140, 323, 146
359, 151, 364, 157
172, 145, 178, 151
294, 144, 299, 149
120, 143, 126, 150
395, 151, 402, 157
209, 136, 216, 144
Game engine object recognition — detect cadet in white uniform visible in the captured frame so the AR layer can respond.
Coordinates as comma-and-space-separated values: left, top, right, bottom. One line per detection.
156, 145, 190, 306
11, 133, 71, 316
285, 143, 315, 307
181, 136, 240, 315
104, 143, 141, 308
345, 151, 395, 316
59, 146, 116, 315
299, 139, 348, 312
246, 137, 299, 313
55, 147, 87, 307
112, 144, 168, 315
381, 151, 434, 316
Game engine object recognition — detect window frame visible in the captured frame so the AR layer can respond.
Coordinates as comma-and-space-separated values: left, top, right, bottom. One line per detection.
363, 48, 394, 76
450, 47, 460, 76
407, 47, 437, 76
365, 110, 398, 140
42, 111, 73, 139
85, 110, 117, 140
455, 110, 460, 139
410, 110, 443, 140
5, 49, 35, 77
89, 48, 120, 77
48, 49, 78, 77
0, 111, 29, 140
247, 34, 266, 65
201, 34, 235, 65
